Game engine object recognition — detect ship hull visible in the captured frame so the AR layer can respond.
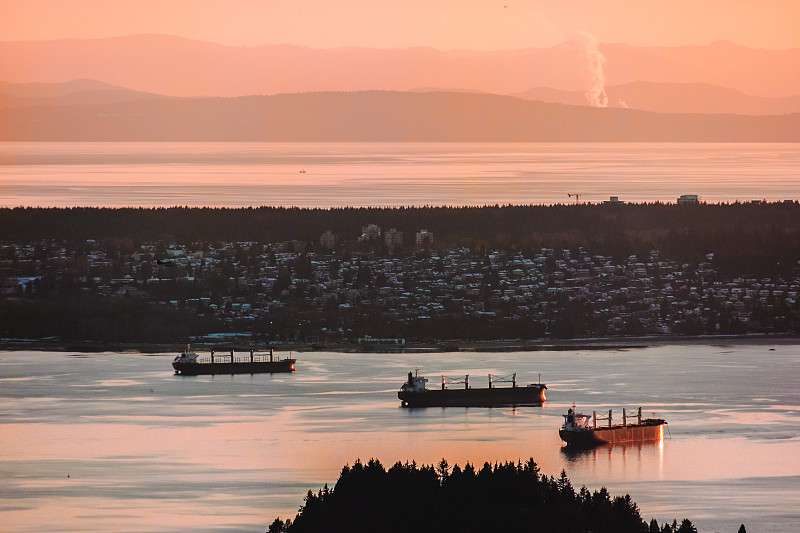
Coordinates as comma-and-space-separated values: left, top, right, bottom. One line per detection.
398, 385, 546, 407
559, 419, 665, 447
173, 359, 296, 375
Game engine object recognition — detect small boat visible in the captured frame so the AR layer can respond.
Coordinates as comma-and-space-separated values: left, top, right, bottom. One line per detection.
559, 405, 666, 447
172, 345, 296, 375
398, 369, 546, 407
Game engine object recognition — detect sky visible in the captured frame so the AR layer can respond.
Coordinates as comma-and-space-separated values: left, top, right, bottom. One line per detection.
2, 0, 799, 50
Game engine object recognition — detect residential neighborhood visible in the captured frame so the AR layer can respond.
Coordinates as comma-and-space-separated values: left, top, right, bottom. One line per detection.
2, 230, 798, 345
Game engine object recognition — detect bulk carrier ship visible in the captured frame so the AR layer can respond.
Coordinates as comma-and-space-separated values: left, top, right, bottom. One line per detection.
398, 369, 546, 407
559, 405, 667, 447
172, 345, 295, 375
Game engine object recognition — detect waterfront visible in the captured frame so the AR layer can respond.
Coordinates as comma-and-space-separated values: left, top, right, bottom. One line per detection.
1, 343, 799, 532
2, 142, 799, 207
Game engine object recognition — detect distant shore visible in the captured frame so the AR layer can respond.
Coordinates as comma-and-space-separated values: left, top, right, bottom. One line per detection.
2, 333, 798, 355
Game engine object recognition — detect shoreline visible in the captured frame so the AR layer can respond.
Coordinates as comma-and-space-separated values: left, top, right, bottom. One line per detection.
2, 333, 799, 354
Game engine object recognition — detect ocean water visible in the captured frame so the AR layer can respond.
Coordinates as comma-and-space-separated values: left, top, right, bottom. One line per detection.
1, 343, 799, 533
1, 142, 799, 207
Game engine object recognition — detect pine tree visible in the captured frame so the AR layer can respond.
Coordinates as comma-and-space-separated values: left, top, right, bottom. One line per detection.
676, 518, 698, 533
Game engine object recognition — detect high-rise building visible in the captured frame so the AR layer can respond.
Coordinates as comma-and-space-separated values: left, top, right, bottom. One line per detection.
415, 229, 434, 246
320, 230, 337, 250
384, 228, 403, 249
358, 224, 382, 242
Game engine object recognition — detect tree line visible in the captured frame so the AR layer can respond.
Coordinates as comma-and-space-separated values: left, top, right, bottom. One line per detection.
268, 458, 748, 533
2, 202, 799, 276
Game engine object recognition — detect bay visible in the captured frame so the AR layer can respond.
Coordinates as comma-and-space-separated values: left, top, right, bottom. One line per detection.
1, 142, 799, 207
1, 343, 799, 532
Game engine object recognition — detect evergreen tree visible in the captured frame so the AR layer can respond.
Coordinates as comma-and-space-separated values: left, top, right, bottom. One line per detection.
267, 518, 287, 533
277, 457, 691, 533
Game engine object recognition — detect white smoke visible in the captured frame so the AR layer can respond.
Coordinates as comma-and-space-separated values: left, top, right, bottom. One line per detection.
578, 30, 608, 108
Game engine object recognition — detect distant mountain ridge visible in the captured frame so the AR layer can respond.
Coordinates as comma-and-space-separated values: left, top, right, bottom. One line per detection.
0, 79, 121, 98
1, 34, 798, 99
512, 82, 800, 116
4, 79, 798, 116
0, 80, 166, 108
2, 90, 797, 142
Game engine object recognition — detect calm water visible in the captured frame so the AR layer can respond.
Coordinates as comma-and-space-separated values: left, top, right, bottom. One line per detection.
1, 142, 799, 207
1, 344, 799, 533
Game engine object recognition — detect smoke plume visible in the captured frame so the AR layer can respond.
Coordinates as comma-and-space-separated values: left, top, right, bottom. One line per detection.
579, 30, 608, 108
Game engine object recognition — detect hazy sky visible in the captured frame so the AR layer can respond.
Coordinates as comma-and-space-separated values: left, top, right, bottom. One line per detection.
2, 0, 799, 50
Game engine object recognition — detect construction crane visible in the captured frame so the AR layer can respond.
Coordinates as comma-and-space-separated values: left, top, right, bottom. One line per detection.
567, 193, 582, 204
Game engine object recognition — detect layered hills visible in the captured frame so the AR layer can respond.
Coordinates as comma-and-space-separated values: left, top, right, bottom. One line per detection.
1, 34, 798, 141
1, 89, 798, 142
512, 82, 800, 116
2, 34, 798, 100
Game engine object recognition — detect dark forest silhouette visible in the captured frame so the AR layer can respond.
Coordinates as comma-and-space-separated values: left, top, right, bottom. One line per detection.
267, 458, 735, 533
2, 203, 799, 276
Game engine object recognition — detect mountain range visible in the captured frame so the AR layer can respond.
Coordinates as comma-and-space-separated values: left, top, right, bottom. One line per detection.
1, 34, 798, 141
2, 34, 799, 99
512, 82, 800, 116
2, 90, 797, 142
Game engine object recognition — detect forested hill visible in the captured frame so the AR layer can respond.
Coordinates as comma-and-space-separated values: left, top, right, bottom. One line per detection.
2, 91, 799, 141
270, 458, 711, 533
2, 203, 799, 276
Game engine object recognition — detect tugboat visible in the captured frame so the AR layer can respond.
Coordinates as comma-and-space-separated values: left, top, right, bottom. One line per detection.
172, 345, 296, 375
398, 369, 546, 407
559, 405, 666, 447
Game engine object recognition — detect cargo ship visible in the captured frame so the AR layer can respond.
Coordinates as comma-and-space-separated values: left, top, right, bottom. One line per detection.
172, 345, 295, 375
559, 405, 666, 447
398, 369, 546, 407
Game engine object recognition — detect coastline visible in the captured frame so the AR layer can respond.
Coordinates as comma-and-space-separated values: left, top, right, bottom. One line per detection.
2, 333, 798, 354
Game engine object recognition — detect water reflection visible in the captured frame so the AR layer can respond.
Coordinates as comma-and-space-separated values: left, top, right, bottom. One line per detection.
1, 345, 798, 533
560, 436, 665, 465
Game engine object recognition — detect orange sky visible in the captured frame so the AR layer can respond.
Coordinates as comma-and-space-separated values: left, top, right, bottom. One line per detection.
2, 0, 799, 50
